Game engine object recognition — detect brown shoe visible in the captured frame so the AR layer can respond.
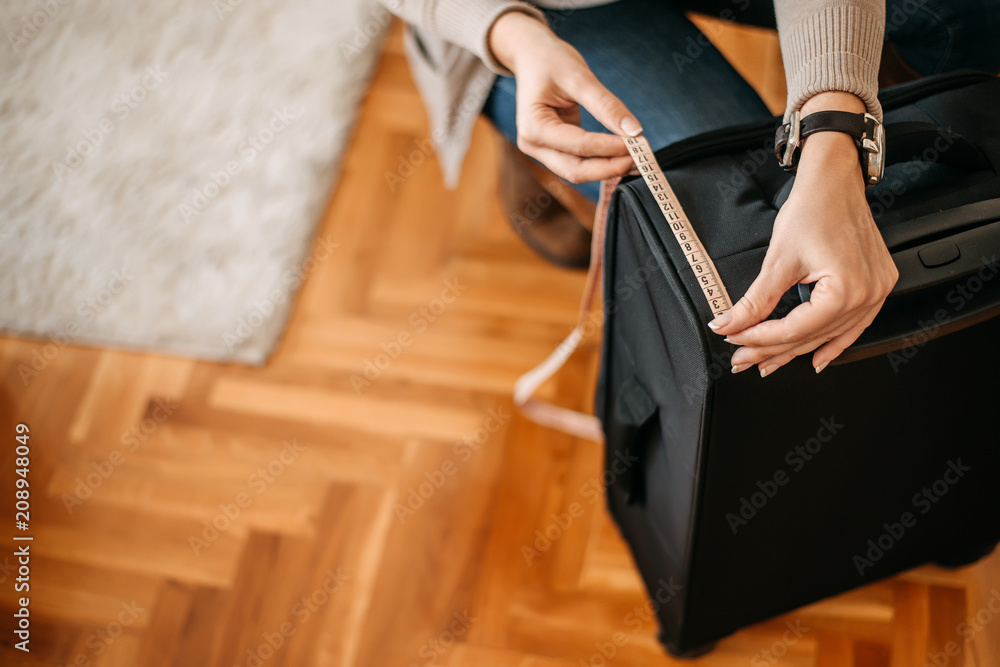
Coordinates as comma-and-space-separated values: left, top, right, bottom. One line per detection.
497, 138, 597, 269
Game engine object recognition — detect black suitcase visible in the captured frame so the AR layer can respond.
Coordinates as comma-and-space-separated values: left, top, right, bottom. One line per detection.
596, 70, 1000, 656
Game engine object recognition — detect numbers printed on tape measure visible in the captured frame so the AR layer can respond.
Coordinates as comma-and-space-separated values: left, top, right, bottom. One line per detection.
623, 136, 733, 318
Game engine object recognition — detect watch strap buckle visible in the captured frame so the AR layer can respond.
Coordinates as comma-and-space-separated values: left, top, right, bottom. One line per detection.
861, 113, 885, 186
775, 109, 800, 171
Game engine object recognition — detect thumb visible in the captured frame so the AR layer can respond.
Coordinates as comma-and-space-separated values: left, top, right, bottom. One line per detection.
562, 70, 643, 138
710, 260, 797, 334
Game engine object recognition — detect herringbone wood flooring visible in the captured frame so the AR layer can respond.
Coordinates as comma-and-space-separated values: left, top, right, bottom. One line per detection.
1, 19, 998, 667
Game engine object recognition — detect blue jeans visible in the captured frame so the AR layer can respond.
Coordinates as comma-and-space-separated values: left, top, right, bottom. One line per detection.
482, 0, 1000, 202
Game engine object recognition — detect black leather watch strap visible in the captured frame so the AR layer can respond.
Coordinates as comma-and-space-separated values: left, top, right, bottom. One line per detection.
775, 110, 884, 186
798, 110, 871, 142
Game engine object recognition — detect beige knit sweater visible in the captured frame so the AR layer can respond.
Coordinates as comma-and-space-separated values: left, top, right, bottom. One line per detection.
382, 0, 885, 187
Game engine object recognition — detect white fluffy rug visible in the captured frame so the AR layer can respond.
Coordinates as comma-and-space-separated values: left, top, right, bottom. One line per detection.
0, 0, 388, 364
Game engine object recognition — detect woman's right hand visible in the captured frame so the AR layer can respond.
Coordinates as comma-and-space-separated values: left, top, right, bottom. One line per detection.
488, 11, 642, 183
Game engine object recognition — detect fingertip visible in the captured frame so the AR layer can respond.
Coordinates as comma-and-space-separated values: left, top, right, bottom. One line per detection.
759, 363, 779, 378
619, 116, 642, 137
707, 311, 733, 331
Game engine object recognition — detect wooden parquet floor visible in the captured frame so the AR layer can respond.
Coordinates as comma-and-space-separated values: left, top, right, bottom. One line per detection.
2, 20, 998, 667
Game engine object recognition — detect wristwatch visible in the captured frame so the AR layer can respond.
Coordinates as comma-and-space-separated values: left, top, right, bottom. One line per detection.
775, 110, 885, 187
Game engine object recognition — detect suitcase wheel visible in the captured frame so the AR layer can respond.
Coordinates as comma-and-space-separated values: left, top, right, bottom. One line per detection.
657, 629, 717, 659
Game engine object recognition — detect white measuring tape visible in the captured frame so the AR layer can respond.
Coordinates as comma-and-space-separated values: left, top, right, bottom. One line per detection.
513, 135, 731, 441
624, 135, 733, 318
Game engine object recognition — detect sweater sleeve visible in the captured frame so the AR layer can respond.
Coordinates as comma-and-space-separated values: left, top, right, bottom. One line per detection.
774, 0, 886, 121
380, 0, 546, 75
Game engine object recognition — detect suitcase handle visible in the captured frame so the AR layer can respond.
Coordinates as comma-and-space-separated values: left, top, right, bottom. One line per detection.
816, 225, 1000, 364
802, 215, 1000, 363
880, 198, 1000, 251
881, 122, 992, 173
793, 122, 1000, 363
605, 375, 658, 505
888, 219, 1000, 294
793, 123, 997, 302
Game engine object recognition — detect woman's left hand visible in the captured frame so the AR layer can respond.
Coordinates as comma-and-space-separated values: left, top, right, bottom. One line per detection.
707, 92, 899, 376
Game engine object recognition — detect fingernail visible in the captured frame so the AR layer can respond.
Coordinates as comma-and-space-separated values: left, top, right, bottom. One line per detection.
815, 361, 830, 374
731, 363, 751, 374
708, 312, 732, 330
620, 116, 642, 137
723, 337, 733, 344
760, 364, 778, 378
